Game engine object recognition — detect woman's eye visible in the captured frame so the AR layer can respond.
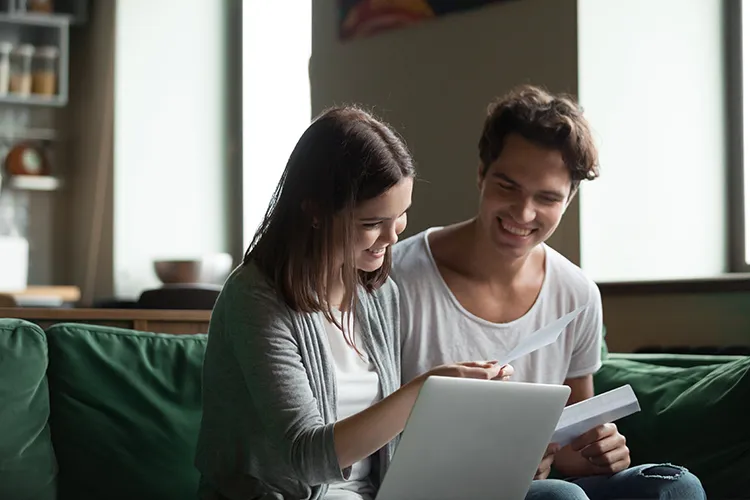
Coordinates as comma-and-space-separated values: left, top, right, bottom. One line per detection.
363, 222, 382, 229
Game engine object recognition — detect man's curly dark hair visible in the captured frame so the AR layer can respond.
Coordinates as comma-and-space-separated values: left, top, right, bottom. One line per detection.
478, 85, 600, 195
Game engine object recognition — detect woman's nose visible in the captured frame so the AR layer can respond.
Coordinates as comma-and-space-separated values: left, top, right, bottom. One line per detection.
381, 223, 400, 245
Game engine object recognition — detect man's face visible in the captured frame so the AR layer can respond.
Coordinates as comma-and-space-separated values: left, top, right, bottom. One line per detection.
477, 133, 572, 260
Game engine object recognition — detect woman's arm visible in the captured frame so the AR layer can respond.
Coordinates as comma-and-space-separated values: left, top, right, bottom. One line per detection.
332, 361, 509, 469
226, 270, 508, 482
226, 278, 344, 485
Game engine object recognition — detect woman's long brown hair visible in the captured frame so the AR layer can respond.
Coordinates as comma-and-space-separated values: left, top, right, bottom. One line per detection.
243, 106, 415, 347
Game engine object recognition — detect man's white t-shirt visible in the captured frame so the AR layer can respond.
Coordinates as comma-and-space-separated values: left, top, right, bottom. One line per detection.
322, 313, 380, 500
391, 228, 603, 385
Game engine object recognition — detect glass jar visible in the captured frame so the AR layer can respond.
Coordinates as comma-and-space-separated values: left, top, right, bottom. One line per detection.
9, 44, 34, 97
0, 42, 12, 96
32, 45, 58, 97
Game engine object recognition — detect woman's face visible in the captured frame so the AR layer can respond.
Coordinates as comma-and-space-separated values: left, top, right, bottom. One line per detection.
351, 177, 413, 272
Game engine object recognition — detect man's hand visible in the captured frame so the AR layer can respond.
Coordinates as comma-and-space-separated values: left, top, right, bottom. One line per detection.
569, 423, 630, 475
534, 443, 560, 480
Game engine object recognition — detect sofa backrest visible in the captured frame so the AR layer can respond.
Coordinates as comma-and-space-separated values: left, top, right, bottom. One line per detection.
45, 322, 207, 500
5, 315, 748, 499
0, 318, 57, 500
594, 354, 750, 498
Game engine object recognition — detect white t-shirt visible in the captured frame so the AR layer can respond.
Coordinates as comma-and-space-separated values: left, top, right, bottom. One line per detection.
322, 313, 381, 500
391, 228, 603, 385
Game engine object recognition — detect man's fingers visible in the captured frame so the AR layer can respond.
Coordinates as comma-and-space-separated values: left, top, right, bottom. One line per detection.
535, 455, 555, 480
534, 463, 551, 480
570, 423, 618, 452
534, 442, 559, 479
572, 424, 630, 473
586, 444, 630, 468
591, 455, 631, 474
546, 443, 561, 456
534, 467, 551, 480
539, 454, 555, 470
580, 433, 626, 459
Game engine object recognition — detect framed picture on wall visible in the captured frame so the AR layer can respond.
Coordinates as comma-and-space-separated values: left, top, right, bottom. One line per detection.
339, 0, 519, 41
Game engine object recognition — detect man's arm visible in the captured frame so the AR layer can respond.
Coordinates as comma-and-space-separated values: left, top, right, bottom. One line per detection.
553, 375, 631, 477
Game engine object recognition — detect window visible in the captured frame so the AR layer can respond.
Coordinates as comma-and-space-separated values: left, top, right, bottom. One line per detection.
729, 0, 750, 271
578, 0, 727, 281
738, 0, 750, 268
114, 0, 227, 298
242, 1, 312, 249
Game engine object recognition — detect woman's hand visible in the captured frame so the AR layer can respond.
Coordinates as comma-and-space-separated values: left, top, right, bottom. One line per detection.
419, 361, 513, 383
494, 363, 514, 381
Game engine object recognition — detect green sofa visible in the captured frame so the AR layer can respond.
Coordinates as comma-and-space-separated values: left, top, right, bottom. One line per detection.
1, 318, 748, 500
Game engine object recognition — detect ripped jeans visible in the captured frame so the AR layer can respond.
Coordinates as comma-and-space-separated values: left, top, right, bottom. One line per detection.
568, 463, 707, 500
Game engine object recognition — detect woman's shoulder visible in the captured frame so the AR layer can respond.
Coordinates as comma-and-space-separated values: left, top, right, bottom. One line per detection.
217, 262, 292, 321
222, 262, 276, 299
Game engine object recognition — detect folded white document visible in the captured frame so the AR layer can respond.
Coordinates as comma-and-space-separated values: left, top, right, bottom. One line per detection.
551, 384, 641, 447
496, 304, 587, 367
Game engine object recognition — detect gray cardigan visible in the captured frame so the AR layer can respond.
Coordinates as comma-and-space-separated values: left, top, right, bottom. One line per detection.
195, 263, 402, 500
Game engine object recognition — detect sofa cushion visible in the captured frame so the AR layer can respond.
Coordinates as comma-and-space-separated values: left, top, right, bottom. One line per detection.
593, 355, 750, 499
45, 323, 207, 500
0, 318, 57, 500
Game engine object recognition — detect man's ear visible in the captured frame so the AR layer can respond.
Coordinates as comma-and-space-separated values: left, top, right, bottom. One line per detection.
563, 186, 579, 213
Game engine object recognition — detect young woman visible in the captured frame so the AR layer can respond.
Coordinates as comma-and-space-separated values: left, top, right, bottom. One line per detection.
194, 106, 509, 500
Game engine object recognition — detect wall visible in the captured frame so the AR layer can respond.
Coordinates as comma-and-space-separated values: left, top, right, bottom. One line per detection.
113, 0, 229, 299
56, 0, 115, 303
310, 0, 582, 263
578, 0, 727, 281
603, 292, 750, 352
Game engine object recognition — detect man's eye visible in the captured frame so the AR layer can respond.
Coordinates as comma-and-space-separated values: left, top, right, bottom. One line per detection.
539, 197, 561, 204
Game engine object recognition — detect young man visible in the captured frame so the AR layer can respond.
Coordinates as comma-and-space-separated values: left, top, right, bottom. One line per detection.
392, 85, 706, 500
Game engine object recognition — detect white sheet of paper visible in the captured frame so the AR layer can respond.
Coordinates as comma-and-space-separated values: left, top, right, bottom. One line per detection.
496, 304, 587, 367
551, 384, 641, 447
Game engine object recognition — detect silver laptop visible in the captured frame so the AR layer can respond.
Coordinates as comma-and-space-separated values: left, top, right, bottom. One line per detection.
376, 376, 571, 500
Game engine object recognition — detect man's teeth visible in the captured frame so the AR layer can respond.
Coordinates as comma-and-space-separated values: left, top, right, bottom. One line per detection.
501, 219, 532, 236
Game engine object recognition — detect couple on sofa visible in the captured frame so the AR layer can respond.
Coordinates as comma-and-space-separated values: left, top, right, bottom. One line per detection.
194, 85, 706, 500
